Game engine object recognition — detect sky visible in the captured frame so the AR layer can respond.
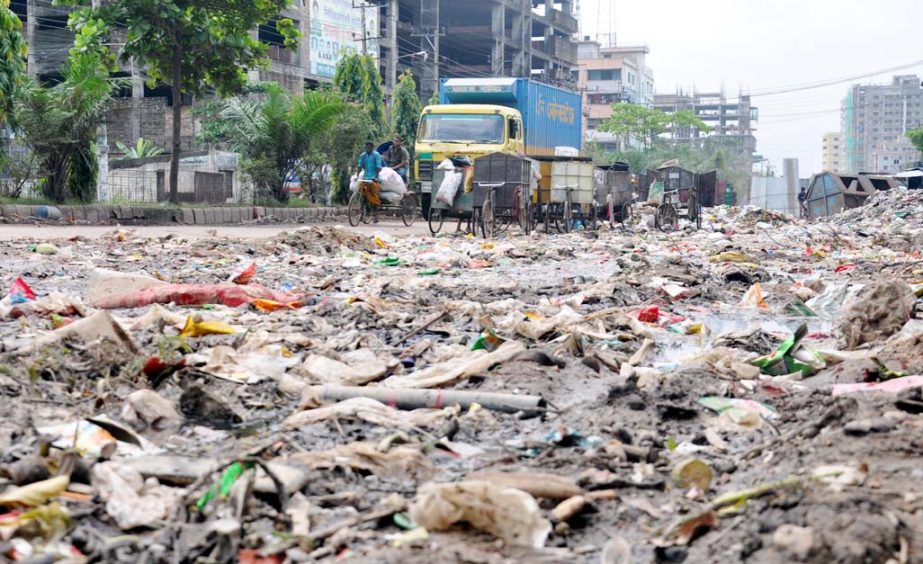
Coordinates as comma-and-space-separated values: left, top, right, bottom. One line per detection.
578, 0, 923, 175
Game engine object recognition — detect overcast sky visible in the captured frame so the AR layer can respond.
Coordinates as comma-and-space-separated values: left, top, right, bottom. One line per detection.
578, 0, 923, 176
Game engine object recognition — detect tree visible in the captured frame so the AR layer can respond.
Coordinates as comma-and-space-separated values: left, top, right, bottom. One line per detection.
115, 138, 164, 158
64, 0, 300, 204
907, 127, 923, 154
428, 91, 440, 106
601, 104, 711, 150
14, 26, 121, 202
221, 85, 345, 204
0, 0, 26, 127
670, 110, 711, 140
333, 52, 385, 139
391, 70, 422, 160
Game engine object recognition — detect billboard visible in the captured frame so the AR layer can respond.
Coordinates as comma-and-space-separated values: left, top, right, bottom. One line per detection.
310, 0, 379, 80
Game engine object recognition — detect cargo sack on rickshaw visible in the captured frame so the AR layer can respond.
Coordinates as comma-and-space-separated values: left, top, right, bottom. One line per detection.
379, 167, 407, 196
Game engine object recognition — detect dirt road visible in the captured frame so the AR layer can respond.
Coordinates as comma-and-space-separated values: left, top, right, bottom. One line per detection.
0, 220, 429, 240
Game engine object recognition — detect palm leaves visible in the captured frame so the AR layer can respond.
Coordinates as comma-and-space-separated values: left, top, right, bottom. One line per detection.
115, 138, 165, 158
222, 86, 346, 203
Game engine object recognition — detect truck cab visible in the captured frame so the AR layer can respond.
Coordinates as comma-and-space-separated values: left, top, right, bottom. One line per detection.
415, 104, 525, 207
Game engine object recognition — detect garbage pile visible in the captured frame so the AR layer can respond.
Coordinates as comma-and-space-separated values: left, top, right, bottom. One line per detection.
0, 198, 921, 563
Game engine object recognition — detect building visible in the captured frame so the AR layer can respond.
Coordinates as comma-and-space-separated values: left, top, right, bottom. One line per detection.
17, 0, 375, 154
575, 39, 654, 151
377, 0, 579, 100
842, 75, 923, 173
871, 136, 922, 175
821, 132, 845, 173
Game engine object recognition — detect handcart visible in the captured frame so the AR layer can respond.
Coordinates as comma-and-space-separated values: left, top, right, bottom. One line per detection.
473, 153, 534, 239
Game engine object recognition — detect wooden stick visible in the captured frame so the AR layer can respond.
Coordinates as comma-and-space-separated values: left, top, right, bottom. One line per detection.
311, 385, 547, 415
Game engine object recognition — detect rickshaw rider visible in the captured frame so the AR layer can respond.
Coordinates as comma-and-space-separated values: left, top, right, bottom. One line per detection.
357, 141, 383, 222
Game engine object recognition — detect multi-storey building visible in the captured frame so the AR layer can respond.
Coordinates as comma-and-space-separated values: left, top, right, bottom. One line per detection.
822, 132, 845, 173
842, 75, 923, 173
575, 39, 654, 151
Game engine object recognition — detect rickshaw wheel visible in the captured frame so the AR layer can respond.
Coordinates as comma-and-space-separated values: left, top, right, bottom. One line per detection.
347, 192, 362, 227
427, 207, 443, 235
621, 202, 633, 226
657, 203, 678, 232
402, 195, 417, 227
480, 196, 495, 239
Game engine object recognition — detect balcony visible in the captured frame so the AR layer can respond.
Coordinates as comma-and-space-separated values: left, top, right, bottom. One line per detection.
551, 9, 578, 33
531, 37, 576, 64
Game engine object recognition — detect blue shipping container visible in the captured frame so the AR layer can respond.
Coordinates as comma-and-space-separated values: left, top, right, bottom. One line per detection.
440, 78, 582, 157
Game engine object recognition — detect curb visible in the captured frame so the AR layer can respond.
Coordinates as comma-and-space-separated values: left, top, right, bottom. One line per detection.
0, 205, 350, 226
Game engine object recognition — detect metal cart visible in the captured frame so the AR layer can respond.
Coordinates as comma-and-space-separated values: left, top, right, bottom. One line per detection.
548, 161, 597, 233
427, 157, 476, 236
595, 164, 634, 227
654, 185, 702, 232
473, 153, 534, 239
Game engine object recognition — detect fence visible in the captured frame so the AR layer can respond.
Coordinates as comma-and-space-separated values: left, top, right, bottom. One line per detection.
747, 176, 798, 216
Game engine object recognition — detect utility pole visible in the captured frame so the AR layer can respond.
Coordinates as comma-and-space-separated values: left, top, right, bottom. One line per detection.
413, 0, 442, 99
360, 3, 368, 55
91, 0, 109, 203
387, 0, 398, 90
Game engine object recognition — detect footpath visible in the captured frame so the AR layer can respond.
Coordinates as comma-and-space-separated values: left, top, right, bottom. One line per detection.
0, 204, 348, 225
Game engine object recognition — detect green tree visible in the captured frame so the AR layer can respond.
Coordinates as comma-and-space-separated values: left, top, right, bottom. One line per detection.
221, 85, 345, 204
0, 0, 26, 127
64, 0, 300, 204
115, 137, 164, 158
907, 127, 923, 154
670, 110, 712, 140
324, 110, 372, 204
602, 104, 711, 150
391, 70, 422, 161
428, 91, 440, 106
13, 27, 121, 202
333, 52, 385, 139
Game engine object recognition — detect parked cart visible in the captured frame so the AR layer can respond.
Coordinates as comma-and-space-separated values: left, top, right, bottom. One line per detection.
473, 153, 534, 238
594, 162, 634, 227
548, 161, 597, 232
654, 185, 702, 232
427, 156, 475, 235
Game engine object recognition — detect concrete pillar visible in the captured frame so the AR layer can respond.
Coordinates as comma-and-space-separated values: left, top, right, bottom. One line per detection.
491, 4, 505, 76
386, 0, 398, 91
25, 0, 37, 80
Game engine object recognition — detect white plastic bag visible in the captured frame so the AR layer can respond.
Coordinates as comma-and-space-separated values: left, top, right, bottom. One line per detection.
349, 174, 359, 193
436, 158, 455, 171
379, 167, 407, 196
435, 171, 463, 206
380, 191, 403, 204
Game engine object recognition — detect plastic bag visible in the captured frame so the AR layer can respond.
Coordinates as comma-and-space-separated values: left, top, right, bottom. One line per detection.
349, 174, 359, 193
409, 480, 551, 547
379, 167, 407, 196
647, 180, 665, 205
380, 191, 403, 204
436, 171, 463, 206
436, 158, 455, 171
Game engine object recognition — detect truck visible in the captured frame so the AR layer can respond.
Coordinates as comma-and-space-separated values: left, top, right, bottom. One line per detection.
414, 77, 583, 215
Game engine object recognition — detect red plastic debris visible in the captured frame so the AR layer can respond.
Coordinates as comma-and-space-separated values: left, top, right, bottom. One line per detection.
9, 277, 36, 302
637, 306, 660, 323
835, 263, 857, 273
92, 284, 301, 309
231, 262, 257, 285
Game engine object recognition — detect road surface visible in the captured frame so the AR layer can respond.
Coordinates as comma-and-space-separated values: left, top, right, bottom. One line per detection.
0, 221, 430, 241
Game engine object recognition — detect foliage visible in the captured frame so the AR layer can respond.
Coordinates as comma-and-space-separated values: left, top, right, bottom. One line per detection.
115, 137, 164, 158
0, 152, 35, 198
907, 127, 923, 154
64, 0, 301, 204
601, 103, 710, 149
428, 91, 440, 106
333, 52, 385, 139
13, 32, 120, 203
391, 71, 422, 159
0, 0, 27, 126
220, 85, 346, 204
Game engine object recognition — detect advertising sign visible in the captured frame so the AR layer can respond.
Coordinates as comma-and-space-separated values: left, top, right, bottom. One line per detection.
310, 0, 379, 80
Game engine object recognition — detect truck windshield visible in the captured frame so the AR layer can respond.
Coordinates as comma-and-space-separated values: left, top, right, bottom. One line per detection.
418, 114, 505, 144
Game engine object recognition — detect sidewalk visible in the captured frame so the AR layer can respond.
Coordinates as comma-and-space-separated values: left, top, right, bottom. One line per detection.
0, 204, 348, 225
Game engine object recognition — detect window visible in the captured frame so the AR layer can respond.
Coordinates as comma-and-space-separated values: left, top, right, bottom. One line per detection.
418, 114, 505, 144
587, 69, 620, 81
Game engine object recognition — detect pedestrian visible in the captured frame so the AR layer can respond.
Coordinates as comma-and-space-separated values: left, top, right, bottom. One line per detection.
798, 186, 808, 218
384, 134, 411, 185
358, 141, 383, 222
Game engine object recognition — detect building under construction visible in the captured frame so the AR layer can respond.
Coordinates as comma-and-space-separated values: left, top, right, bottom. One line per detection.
377, 0, 579, 99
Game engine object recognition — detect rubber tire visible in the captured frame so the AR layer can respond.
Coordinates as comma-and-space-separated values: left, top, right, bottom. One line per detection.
420, 192, 432, 221
428, 207, 444, 235
562, 195, 573, 233
520, 194, 532, 235
657, 204, 678, 232
587, 201, 598, 231
347, 192, 362, 227
480, 197, 495, 239
402, 195, 417, 227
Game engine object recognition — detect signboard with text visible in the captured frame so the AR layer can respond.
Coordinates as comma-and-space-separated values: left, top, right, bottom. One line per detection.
310, 0, 379, 80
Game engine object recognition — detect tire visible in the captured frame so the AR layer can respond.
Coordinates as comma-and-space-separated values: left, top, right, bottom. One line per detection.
657, 204, 678, 232
562, 194, 573, 233
427, 207, 444, 235
402, 195, 417, 227
420, 192, 432, 221
480, 195, 495, 239
621, 202, 633, 226
588, 201, 598, 231
520, 190, 532, 236
347, 191, 362, 227
689, 195, 702, 230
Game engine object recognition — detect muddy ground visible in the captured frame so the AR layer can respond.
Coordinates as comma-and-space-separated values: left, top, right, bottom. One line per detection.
0, 190, 922, 563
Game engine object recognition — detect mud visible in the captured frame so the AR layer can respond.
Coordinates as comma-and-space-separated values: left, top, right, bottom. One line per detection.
0, 190, 921, 563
